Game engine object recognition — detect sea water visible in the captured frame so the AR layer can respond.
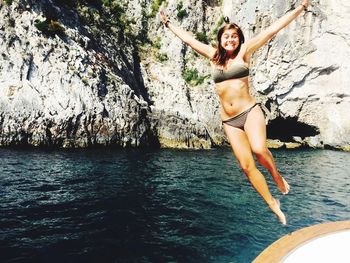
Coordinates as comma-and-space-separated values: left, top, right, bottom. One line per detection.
1, 148, 350, 262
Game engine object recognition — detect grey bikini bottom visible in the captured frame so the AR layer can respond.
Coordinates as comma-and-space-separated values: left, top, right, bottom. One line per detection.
222, 103, 260, 130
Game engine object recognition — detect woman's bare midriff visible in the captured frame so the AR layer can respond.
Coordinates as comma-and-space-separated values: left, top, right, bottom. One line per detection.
215, 77, 256, 120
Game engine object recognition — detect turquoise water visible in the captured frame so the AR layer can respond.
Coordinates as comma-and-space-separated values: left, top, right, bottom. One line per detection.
1, 148, 350, 262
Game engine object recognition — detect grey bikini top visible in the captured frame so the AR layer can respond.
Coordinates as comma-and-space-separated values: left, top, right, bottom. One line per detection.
212, 63, 249, 83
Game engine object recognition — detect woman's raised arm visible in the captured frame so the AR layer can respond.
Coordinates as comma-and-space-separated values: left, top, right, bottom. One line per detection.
244, 0, 309, 58
160, 10, 216, 59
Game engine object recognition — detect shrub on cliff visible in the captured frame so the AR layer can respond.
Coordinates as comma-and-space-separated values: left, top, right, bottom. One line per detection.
149, 0, 165, 18
183, 68, 209, 86
34, 19, 65, 37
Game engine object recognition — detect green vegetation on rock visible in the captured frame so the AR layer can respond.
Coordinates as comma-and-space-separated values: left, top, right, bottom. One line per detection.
195, 32, 208, 44
152, 36, 162, 49
176, 2, 187, 20
7, 18, 15, 27
75, 0, 138, 43
156, 53, 168, 62
149, 0, 165, 18
4, 0, 13, 5
183, 68, 209, 86
211, 16, 224, 43
138, 35, 169, 63
34, 19, 65, 36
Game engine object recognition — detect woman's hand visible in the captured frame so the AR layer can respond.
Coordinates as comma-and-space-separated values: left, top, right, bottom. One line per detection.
159, 10, 169, 26
301, 0, 309, 9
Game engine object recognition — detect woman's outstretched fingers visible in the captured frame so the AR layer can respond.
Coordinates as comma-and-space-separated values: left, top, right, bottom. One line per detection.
302, 0, 309, 8
159, 10, 167, 23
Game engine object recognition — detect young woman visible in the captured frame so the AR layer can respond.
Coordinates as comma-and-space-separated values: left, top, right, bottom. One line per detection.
159, 0, 309, 225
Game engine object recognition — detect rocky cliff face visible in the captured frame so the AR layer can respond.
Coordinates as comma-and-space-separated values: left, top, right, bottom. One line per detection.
0, 0, 349, 150
233, 0, 350, 151
0, 0, 158, 148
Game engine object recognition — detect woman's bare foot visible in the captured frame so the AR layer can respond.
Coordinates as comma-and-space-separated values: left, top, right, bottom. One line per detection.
276, 176, 290, 195
268, 198, 287, 225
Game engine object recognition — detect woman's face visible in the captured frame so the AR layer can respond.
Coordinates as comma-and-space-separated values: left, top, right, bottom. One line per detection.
220, 29, 240, 52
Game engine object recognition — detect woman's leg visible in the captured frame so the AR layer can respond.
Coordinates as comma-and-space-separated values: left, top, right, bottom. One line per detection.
223, 123, 286, 224
244, 106, 290, 194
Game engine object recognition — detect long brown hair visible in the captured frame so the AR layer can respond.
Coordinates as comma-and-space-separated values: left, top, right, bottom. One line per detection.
211, 23, 245, 66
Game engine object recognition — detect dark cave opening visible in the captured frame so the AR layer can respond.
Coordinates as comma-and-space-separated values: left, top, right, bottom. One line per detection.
266, 117, 319, 142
